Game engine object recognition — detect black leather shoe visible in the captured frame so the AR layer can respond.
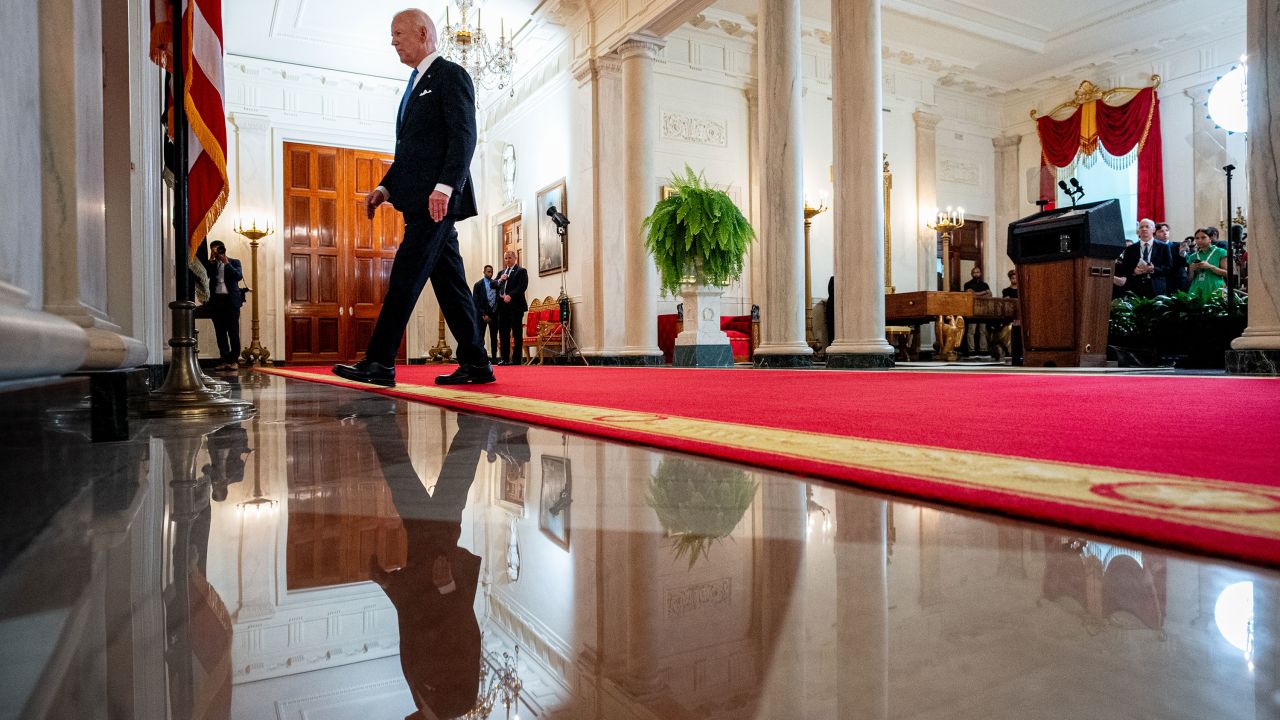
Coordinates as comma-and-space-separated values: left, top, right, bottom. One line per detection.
333, 358, 396, 387
435, 363, 496, 386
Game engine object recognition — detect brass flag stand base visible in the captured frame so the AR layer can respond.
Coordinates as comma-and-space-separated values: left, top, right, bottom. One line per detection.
142, 301, 255, 419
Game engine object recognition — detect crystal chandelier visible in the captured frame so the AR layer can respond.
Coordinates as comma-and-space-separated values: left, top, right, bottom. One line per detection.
440, 0, 516, 96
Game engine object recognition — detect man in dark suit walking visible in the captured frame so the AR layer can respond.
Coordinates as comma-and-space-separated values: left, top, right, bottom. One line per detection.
471, 264, 499, 361
202, 240, 245, 370
494, 250, 528, 364
1116, 218, 1172, 298
333, 8, 493, 387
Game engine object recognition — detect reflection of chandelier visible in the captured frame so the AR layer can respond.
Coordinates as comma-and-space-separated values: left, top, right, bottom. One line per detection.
465, 644, 522, 719
440, 0, 515, 96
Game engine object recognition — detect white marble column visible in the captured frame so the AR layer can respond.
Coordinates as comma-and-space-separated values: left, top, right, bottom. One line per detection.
835, 496, 888, 720
753, 0, 812, 367
826, 0, 894, 368
913, 110, 942, 293
745, 85, 764, 314
1228, 0, 1280, 373
38, 0, 147, 371
0, 0, 89, 381
1186, 82, 1230, 230
992, 135, 1023, 281
228, 113, 278, 361
572, 57, 629, 359
619, 36, 665, 365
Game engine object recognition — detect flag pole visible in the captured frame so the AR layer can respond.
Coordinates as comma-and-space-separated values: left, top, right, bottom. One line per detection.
143, 0, 253, 419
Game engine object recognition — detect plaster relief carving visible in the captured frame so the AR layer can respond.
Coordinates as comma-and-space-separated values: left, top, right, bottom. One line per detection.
666, 578, 732, 618
661, 111, 728, 147
940, 159, 980, 186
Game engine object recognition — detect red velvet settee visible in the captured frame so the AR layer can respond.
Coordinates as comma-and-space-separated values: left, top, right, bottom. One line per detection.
657, 310, 757, 364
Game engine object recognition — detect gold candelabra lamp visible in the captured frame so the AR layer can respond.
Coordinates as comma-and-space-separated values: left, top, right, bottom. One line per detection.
927, 206, 965, 292
429, 309, 454, 363
803, 196, 829, 352
233, 219, 274, 366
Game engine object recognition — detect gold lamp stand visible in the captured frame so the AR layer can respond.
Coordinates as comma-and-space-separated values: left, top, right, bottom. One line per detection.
803, 199, 829, 353
429, 309, 454, 362
927, 206, 965, 292
234, 220, 274, 366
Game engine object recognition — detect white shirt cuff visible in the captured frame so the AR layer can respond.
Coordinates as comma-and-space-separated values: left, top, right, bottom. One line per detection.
437, 580, 457, 595
375, 185, 389, 201
434, 183, 453, 198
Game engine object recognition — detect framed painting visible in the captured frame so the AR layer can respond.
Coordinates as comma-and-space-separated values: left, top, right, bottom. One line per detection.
539, 455, 571, 549
536, 179, 567, 276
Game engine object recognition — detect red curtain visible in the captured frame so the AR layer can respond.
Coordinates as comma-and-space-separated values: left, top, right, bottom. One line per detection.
1036, 87, 1165, 221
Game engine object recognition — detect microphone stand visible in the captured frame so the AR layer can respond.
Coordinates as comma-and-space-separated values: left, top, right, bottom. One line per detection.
1224, 164, 1238, 317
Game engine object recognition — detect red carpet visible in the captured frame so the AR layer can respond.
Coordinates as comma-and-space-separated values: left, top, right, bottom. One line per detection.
265, 365, 1280, 567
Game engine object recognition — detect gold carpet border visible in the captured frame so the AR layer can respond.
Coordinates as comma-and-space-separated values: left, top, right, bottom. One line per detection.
263, 368, 1280, 540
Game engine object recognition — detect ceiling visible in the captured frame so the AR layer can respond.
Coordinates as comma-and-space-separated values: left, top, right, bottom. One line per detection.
224, 0, 1247, 91
224, 0, 542, 80
711, 0, 1246, 91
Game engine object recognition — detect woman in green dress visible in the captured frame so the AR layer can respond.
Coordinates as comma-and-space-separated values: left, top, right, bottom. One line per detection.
1187, 227, 1227, 300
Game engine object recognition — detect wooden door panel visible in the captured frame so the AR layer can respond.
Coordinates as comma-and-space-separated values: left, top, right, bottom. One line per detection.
285, 142, 402, 364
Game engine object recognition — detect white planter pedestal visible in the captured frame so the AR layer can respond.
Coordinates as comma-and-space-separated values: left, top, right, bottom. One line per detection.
673, 282, 733, 367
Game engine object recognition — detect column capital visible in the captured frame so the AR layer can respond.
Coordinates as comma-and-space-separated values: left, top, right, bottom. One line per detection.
913, 108, 943, 130
617, 33, 665, 62
992, 134, 1022, 150
572, 56, 622, 84
229, 111, 271, 133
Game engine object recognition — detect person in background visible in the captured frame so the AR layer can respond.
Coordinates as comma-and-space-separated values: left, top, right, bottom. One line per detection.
1116, 218, 1171, 297
1187, 227, 1228, 300
202, 240, 244, 370
494, 250, 528, 365
961, 266, 992, 356
1002, 268, 1018, 299
471, 265, 499, 361
1156, 223, 1189, 293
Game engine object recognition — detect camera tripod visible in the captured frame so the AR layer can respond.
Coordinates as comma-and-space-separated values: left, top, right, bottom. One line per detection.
553, 224, 589, 365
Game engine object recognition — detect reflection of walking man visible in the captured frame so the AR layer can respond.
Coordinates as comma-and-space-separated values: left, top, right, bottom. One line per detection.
494, 251, 528, 365
202, 240, 244, 370
333, 8, 493, 388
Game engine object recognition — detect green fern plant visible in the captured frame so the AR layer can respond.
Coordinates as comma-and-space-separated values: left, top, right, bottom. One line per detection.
642, 166, 756, 296
648, 458, 758, 570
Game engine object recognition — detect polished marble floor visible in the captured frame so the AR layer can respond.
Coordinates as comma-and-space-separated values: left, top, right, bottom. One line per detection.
2, 371, 1276, 720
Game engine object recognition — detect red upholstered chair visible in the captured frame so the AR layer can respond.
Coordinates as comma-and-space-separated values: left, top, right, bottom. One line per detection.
536, 299, 568, 363
521, 297, 545, 364
720, 315, 753, 363
657, 314, 681, 363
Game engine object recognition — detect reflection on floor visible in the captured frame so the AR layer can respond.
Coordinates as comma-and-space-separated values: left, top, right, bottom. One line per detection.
1, 371, 1276, 720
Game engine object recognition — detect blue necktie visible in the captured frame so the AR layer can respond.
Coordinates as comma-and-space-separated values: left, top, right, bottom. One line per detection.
398, 69, 419, 124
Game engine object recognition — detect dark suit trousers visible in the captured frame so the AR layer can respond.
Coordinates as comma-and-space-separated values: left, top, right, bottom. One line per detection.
497, 307, 524, 364
363, 413, 484, 533
476, 311, 499, 359
209, 293, 241, 363
366, 217, 486, 367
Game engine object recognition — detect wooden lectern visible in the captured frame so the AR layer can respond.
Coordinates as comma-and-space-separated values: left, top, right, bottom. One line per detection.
1007, 199, 1125, 367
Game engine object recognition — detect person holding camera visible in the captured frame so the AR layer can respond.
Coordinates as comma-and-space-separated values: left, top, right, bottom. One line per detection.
202, 240, 245, 370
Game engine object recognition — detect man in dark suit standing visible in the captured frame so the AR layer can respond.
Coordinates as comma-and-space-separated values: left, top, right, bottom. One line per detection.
1116, 218, 1172, 297
202, 240, 245, 370
471, 264, 499, 361
494, 250, 528, 365
333, 8, 493, 387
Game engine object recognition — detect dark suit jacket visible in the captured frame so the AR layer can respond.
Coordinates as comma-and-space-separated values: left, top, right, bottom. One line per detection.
1117, 240, 1172, 295
380, 56, 478, 220
494, 265, 528, 314
471, 278, 497, 319
202, 257, 245, 307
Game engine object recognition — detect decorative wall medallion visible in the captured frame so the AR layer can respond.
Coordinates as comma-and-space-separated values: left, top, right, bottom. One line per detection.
502, 144, 517, 205
940, 159, 980, 186
665, 578, 732, 619
661, 110, 728, 147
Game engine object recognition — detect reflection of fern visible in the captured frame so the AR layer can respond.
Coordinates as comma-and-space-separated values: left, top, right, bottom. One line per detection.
648, 458, 758, 569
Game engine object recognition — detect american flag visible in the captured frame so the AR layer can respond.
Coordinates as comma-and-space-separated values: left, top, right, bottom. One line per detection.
150, 0, 229, 259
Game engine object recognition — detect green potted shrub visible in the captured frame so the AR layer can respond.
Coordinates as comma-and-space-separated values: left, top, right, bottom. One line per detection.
648, 458, 758, 569
643, 166, 755, 367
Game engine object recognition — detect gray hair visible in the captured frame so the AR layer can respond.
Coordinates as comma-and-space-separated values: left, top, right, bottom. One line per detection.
393, 8, 434, 33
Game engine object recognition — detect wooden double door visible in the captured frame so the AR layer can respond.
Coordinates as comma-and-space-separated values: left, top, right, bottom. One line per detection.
284, 142, 405, 364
